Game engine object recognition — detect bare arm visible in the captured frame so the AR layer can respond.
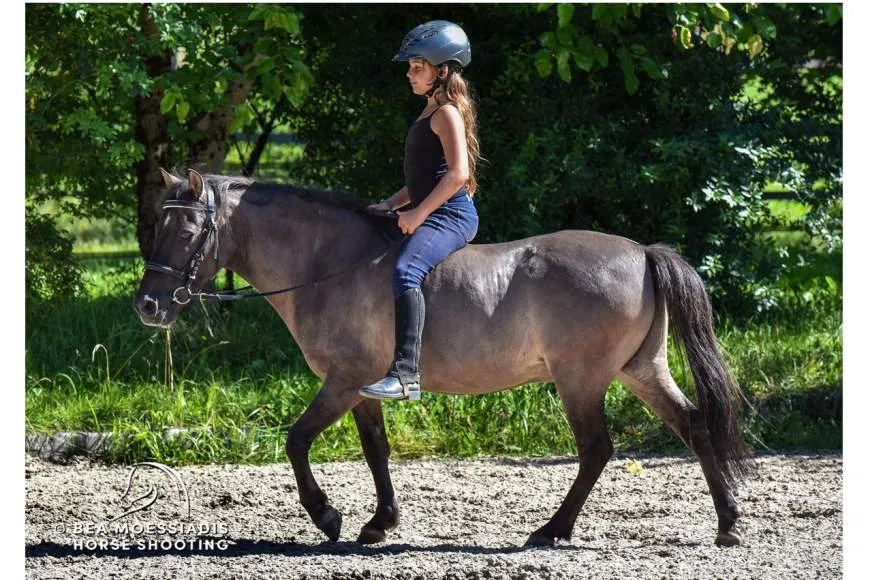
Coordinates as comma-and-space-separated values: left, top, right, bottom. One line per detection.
369, 185, 410, 212
386, 186, 411, 211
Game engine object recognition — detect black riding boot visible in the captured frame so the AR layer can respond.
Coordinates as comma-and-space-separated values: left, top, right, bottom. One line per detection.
359, 287, 425, 401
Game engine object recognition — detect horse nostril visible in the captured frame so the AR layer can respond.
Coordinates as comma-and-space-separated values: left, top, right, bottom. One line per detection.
140, 295, 159, 318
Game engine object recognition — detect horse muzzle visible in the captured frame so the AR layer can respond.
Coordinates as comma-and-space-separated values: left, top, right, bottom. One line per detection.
134, 293, 177, 328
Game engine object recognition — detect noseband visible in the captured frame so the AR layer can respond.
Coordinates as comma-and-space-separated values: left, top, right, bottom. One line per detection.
143, 185, 218, 305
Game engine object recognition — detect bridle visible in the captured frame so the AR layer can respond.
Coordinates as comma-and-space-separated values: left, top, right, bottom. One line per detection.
143, 182, 405, 304
143, 184, 219, 305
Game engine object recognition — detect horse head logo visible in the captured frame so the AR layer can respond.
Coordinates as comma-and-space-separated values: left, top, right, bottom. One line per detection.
107, 462, 191, 523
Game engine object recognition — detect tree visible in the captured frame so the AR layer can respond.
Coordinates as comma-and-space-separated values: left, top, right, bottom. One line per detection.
25, 3, 312, 289
287, 3, 840, 313
25, 4, 841, 314
529, 3, 842, 309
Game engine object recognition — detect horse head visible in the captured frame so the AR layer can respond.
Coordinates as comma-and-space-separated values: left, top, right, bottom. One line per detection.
134, 168, 222, 328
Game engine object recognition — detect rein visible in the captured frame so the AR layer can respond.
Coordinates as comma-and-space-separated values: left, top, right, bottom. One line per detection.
194, 241, 402, 301
144, 186, 403, 304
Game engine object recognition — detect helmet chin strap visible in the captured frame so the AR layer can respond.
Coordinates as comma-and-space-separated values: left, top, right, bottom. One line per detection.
425, 66, 449, 98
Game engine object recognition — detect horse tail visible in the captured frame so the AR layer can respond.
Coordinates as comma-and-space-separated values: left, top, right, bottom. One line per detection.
644, 243, 755, 482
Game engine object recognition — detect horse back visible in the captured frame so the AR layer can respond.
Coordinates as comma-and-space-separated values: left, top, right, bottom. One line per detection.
418, 230, 655, 391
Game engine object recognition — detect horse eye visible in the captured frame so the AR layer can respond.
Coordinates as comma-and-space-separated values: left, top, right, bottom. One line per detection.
180, 231, 194, 240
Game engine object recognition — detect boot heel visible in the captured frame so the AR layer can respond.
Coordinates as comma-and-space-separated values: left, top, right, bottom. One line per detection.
407, 388, 422, 401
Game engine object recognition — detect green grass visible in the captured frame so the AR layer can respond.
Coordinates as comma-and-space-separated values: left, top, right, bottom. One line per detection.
25, 195, 841, 464
765, 198, 810, 225
25, 254, 841, 465
224, 140, 306, 184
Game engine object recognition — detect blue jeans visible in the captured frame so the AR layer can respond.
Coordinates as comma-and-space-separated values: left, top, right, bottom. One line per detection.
393, 193, 479, 297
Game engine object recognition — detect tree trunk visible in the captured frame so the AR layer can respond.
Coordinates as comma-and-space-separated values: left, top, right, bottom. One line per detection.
187, 75, 257, 171
243, 114, 277, 176
134, 4, 173, 260
135, 16, 260, 259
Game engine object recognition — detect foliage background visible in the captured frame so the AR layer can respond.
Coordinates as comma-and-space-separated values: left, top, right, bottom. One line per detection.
24, 3, 842, 463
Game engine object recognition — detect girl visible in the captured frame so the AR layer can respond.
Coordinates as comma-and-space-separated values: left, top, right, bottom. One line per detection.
359, 20, 481, 401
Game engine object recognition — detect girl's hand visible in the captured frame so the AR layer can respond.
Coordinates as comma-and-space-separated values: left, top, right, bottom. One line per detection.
397, 208, 427, 235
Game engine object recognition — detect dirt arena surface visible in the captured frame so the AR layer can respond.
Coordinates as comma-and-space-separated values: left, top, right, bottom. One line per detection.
25, 453, 841, 579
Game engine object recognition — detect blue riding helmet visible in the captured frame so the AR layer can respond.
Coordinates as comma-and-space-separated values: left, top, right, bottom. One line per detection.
393, 20, 471, 68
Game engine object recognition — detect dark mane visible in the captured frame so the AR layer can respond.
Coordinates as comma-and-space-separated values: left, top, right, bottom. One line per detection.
246, 181, 372, 215
166, 169, 255, 199
172, 171, 401, 242
167, 170, 371, 215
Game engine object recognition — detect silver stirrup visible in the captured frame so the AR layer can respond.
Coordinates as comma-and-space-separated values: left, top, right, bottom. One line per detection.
359, 376, 421, 401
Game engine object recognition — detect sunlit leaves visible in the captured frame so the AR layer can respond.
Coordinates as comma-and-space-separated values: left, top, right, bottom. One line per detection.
26, 2, 313, 299
823, 4, 842, 26
159, 92, 176, 114
248, 5, 301, 36
556, 48, 571, 82
639, 57, 667, 80
540, 31, 556, 49
747, 34, 764, 59
534, 5, 610, 82
257, 56, 277, 75
678, 25, 694, 49
176, 101, 190, 122
753, 15, 777, 40
574, 35, 595, 72
707, 3, 730, 22
534, 3, 797, 93
557, 3, 574, 27
616, 47, 639, 94
706, 32, 723, 49
534, 49, 552, 77
593, 45, 608, 67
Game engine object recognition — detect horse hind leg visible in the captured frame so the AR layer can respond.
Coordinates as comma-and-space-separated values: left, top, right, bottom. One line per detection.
526, 372, 613, 547
617, 361, 743, 547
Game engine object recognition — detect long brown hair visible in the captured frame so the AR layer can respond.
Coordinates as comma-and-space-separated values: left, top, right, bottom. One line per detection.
433, 63, 482, 197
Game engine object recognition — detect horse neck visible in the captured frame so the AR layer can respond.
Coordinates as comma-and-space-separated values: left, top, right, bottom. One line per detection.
220, 185, 382, 294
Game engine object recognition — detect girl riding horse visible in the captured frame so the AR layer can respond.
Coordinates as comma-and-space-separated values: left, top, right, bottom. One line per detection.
360, 20, 481, 402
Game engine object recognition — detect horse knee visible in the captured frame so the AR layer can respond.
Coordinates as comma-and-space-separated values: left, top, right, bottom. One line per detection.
285, 428, 311, 460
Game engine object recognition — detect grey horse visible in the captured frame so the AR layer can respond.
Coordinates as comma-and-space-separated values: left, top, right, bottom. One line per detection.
135, 169, 754, 548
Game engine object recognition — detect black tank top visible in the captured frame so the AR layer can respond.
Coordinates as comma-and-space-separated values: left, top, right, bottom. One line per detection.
403, 106, 469, 207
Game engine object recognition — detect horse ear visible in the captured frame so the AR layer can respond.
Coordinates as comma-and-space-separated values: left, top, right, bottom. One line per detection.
187, 169, 207, 203
160, 168, 183, 189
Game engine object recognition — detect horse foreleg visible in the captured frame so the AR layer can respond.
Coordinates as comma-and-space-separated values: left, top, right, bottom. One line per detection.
352, 399, 400, 544
285, 380, 361, 541
526, 379, 612, 547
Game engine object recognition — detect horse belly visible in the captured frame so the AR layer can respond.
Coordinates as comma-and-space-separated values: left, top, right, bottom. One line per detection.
420, 272, 554, 394
419, 233, 651, 394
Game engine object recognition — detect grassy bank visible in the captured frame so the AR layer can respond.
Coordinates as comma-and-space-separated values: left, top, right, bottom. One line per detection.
25, 255, 841, 465
27, 192, 842, 464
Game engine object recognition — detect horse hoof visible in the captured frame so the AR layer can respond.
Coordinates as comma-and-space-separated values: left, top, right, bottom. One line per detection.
524, 531, 556, 547
357, 524, 387, 545
315, 505, 342, 541
715, 530, 742, 547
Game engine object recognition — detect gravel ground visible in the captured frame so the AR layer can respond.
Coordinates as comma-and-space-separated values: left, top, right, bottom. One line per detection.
25, 453, 842, 579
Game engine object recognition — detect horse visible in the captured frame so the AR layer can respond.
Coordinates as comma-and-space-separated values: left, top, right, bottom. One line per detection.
134, 169, 754, 548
